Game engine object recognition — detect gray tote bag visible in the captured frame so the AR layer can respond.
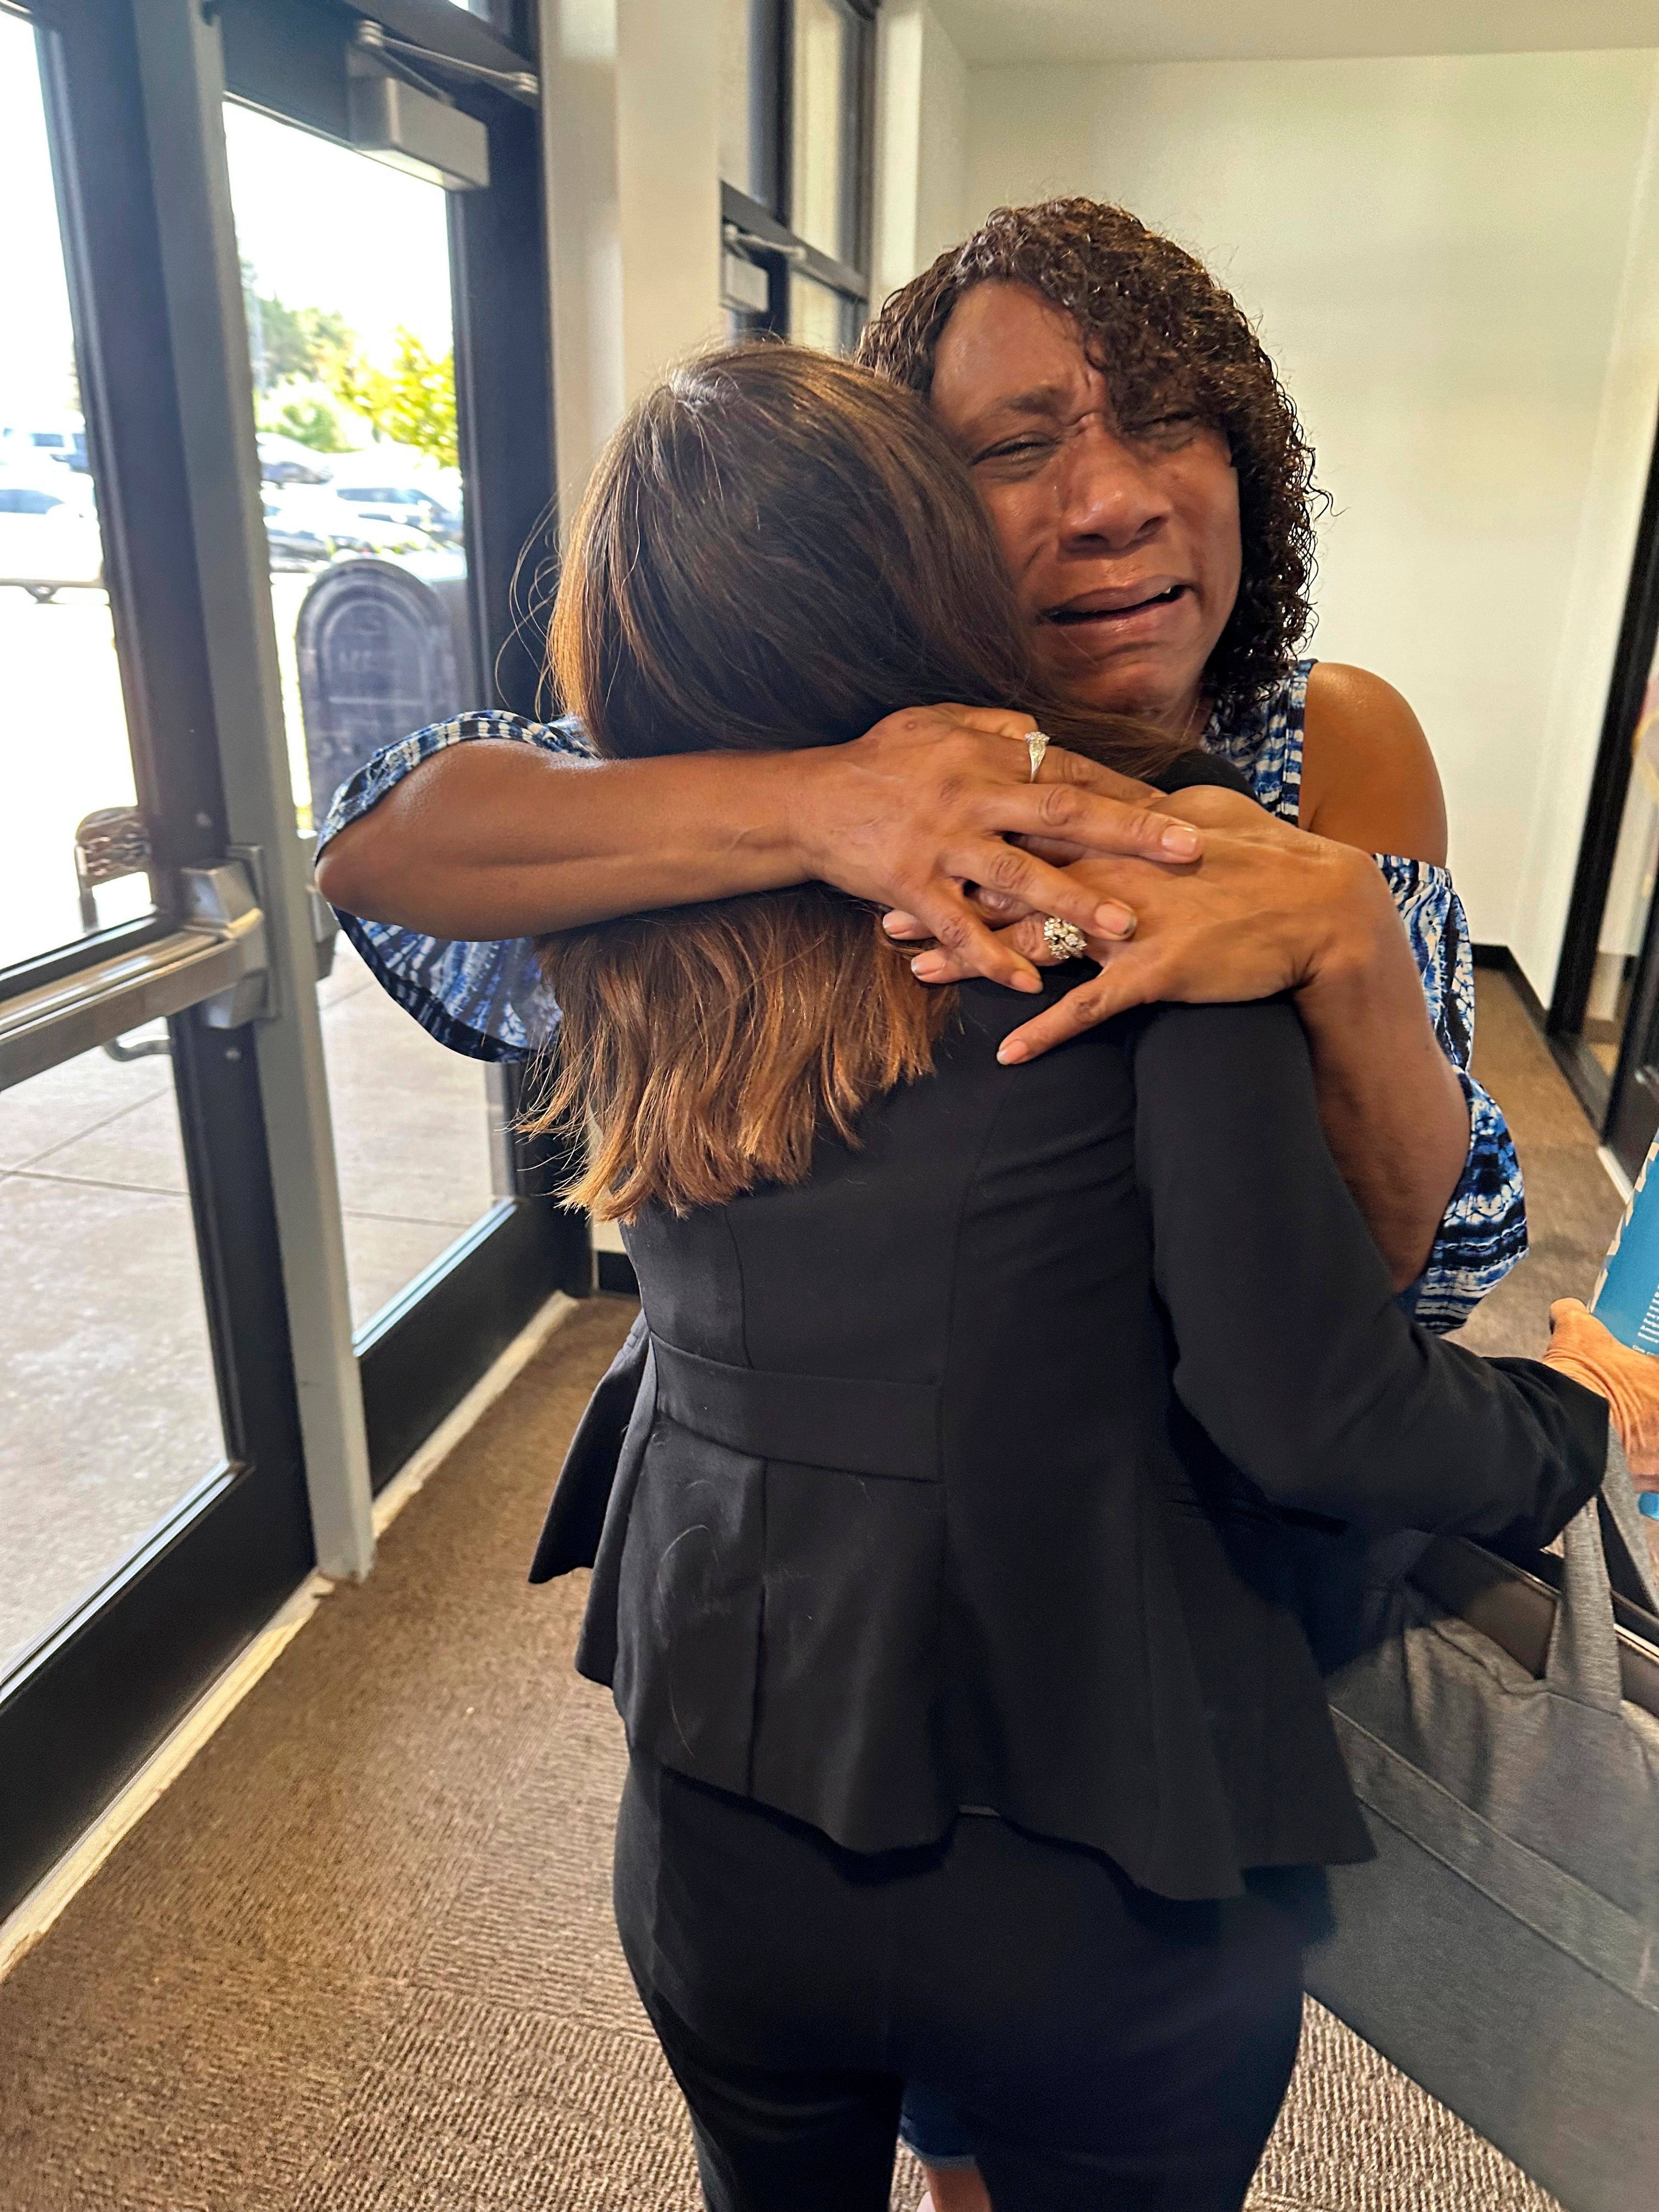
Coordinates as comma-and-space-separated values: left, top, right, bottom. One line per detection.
1306, 1444, 1659, 2212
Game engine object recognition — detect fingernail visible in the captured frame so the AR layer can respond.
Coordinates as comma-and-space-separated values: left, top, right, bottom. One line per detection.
882, 913, 904, 934
998, 1039, 1030, 1064
1160, 823, 1200, 856
1011, 971, 1042, 994
910, 955, 944, 980
1094, 903, 1135, 938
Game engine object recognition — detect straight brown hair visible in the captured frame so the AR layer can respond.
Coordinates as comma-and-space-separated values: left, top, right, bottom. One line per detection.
528, 343, 1177, 1219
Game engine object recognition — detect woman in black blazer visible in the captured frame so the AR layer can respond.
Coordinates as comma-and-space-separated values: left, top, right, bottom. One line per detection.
525, 346, 1634, 2212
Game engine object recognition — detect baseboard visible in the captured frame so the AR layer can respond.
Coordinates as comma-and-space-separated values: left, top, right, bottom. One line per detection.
0, 1573, 332, 1984
371, 1290, 577, 1538
1474, 941, 1553, 1032
0, 1289, 580, 1987
1474, 945, 1610, 1131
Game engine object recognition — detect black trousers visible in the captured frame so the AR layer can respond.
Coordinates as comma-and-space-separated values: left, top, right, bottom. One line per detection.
614, 1755, 1308, 2212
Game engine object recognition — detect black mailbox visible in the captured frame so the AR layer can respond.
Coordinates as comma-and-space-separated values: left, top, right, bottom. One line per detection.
296, 552, 481, 817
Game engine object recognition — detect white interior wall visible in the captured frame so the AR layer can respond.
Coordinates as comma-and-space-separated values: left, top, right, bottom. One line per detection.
873, 0, 968, 307
912, 46, 1659, 996
537, 0, 722, 1262
538, 0, 722, 533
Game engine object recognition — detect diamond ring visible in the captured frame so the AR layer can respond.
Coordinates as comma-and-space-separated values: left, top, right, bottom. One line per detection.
1042, 916, 1089, 960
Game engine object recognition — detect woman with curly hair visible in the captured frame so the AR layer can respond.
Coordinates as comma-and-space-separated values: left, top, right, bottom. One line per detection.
317, 198, 1519, 1332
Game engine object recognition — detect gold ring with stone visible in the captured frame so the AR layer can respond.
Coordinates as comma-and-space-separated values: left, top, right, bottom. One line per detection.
1026, 730, 1051, 782
1042, 915, 1089, 960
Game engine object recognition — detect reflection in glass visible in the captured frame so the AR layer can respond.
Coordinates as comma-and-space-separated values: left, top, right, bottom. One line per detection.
223, 102, 502, 1333
791, 0, 853, 263
1584, 652, 1659, 1077
719, 0, 755, 195
790, 271, 852, 356
0, 14, 150, 974
0, 1044, 226, 1678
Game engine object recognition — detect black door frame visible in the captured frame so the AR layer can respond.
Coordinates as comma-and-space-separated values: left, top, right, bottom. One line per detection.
1544, 402, 1659, 1164
0, 0, 586, 1920
0, 0, 318, 1921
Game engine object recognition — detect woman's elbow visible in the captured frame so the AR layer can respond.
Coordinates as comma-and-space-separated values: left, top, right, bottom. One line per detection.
314, 819, 385, 920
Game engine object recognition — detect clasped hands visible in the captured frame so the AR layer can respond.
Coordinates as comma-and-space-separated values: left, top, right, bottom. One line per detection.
811, 704, 1398, 1067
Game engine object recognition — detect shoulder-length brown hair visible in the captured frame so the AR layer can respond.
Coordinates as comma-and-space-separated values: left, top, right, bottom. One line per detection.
530, 343, 1174, 1220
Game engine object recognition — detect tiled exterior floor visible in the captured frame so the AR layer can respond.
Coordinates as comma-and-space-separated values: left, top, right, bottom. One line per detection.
0, 937, 499, 1675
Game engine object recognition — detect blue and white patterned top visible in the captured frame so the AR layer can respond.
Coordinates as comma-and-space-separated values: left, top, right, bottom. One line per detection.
1208, 659, 1525, 1330
317, 662, 1526, 1332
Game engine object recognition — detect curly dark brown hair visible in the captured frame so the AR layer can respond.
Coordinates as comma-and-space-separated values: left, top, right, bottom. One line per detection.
858, 198, 1325, 718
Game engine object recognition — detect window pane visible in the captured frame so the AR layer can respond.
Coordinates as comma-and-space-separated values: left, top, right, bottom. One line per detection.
719, 0, 755, 195
1576, 644, 1659, 1079
223, 104, 504, 1335
789, 271, 853, 355
791, 0, 854, 263
0, 13, 153, 973
318, 935, 502, 1333
0, 1041, 228, 1678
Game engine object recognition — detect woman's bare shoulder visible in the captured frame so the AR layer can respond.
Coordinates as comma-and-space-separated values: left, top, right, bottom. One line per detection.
1300, 661, 1447, 865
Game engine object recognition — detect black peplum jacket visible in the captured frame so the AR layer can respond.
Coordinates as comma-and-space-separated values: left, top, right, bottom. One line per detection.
534, 960, 1605, 1907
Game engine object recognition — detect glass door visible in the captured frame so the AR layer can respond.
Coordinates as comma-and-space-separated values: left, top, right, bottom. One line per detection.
0, 0, 317, 1916
1550, 413, 1659, 1180
1, 0, 584, 1922
223, 105, 506, 1330
216, 0, 587, 1486
0, 0, 235, 1670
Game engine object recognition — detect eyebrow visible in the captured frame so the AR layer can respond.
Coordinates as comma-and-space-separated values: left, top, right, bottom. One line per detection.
976, 384, 1074, 425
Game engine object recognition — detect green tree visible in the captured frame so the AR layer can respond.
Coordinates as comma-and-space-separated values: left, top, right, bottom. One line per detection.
240, 262, 353, 391
327, 328, 458, 468
268, 392, 352, 453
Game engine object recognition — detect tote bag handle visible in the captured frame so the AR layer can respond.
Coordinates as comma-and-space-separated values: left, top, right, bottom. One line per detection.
1548, 1438, 1659, 1711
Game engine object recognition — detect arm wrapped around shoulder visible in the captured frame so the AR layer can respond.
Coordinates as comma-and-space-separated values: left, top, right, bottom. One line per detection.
1131, 999, 1605, 1551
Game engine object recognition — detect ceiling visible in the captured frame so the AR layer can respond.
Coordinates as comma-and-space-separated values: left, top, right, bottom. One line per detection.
926, 0, 1659, 68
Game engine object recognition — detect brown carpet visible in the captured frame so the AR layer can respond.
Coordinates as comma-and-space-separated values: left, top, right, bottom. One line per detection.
0, 971, 1605, 2211
1451, 969, 1627, 1362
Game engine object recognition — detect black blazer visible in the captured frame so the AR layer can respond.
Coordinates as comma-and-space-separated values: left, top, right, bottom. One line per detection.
539, 973, 1603, 1902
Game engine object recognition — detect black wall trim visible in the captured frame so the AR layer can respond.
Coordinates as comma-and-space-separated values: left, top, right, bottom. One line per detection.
1473, 942, 1547, 1029
450, 95, 554, 713
1548, 402, 1659, 1033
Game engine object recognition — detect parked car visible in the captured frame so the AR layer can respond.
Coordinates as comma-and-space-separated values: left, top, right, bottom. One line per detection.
0, 475, 103, 600
327, 475, 464, 548
261, 488, 440, 566
255, 432, 335, 488
0, 418, 89, 473
262, 499, 335, 572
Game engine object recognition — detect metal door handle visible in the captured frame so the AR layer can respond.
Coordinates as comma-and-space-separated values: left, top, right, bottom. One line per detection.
0, 859, 270, 1092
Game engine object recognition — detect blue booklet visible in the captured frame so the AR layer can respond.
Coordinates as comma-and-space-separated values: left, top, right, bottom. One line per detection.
1589, 1139, 1659, 1516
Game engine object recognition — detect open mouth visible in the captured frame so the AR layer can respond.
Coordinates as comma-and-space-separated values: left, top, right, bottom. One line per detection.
1046, 583, 1188, 627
